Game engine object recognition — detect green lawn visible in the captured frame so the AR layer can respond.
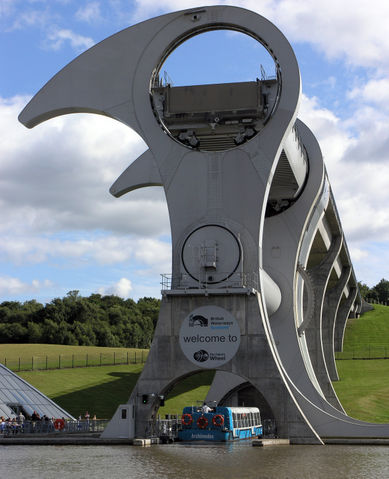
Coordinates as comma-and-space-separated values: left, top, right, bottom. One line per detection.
333, 360, 389, 423
343, 304, 389, 347
158, 371, 215, 417
19, 364, 143, 419
18, 366, 214, 419
332, 303, 389, 422
0, 343, 148, 370
2, 343, 214, 419
336, 304, 389, 359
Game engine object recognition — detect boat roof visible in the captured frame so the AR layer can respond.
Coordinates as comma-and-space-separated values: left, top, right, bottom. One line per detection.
224, 407, 260, 414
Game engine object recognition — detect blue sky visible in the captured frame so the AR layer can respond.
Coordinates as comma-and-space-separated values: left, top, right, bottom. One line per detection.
1, 0, 389, 304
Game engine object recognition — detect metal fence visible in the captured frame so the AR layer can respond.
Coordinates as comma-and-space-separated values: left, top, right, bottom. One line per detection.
335, 346, 389, 360
2, 350, 149, 372
160, 272, 260, 291
0, 419, 108, 437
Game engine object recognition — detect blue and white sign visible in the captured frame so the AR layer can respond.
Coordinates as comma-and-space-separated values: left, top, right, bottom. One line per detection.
179, 305, 241, 368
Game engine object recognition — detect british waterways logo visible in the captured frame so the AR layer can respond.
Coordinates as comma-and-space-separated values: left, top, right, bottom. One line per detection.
189, 314, 208, 327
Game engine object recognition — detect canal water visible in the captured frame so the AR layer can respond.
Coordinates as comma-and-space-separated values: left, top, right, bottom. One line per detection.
1, 443, 388, 478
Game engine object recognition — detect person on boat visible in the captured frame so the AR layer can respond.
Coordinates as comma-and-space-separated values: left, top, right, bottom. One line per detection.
201, 402, 212, 414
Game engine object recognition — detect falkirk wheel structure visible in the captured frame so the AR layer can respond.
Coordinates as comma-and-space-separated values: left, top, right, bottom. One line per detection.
20, 6, 389, 444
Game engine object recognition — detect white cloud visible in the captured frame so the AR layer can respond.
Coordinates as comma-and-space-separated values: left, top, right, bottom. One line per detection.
0, 96, 172, 299
348, 78, 389, 110
348, 246, 369, 262
299, 94, 389, 239
0, 96, 169, 238
129, 0, 389, 72
0, 234, 171, 271
269, 0, 389, 68
347, 242, 389, 288
46, 27, 94, 51
0, 276, 52, 296
299, 94, 354, 169
297, 91, 389, 285
2, 5, 52, 32
75, 2, 102, 23
98, 277, 133, 298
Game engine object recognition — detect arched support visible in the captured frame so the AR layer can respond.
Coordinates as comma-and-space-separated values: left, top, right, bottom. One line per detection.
334, 287, 358, 352
322, 264, 351, 380
303, 235, 344, 411
206, 373, 276, 423
111, 294, 321, 443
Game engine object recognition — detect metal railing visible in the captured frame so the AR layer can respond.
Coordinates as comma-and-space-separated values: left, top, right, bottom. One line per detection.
0, 419, 108, 437
3, 350, 149, 373
149, 416, 182, 442
161, 272, 260, 291
336, 346, 389, 360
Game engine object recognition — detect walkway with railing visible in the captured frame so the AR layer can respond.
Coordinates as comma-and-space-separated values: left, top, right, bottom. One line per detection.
161, 272, 260, 292
0, 419, 108, 437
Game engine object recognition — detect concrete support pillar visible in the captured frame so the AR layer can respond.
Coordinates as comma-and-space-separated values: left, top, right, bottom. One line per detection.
322, 265, 351, 381
334, 287, 357, 352
304, 235, 344, 411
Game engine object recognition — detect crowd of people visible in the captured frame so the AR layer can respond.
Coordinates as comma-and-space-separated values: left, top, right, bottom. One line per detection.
0, 412, 26, 435
0, 410, 99, 436
0, 411, 59, 435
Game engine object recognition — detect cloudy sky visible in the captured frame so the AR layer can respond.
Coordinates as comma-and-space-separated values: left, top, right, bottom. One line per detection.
1, 0, 388, 303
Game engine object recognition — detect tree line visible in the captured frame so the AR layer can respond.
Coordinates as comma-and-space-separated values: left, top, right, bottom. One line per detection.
1, 278, 387, 348
358, 278, 389, 304
0, 291, 160, 348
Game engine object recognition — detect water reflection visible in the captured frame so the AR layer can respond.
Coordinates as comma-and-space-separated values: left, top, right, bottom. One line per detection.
1, 443, 389, 479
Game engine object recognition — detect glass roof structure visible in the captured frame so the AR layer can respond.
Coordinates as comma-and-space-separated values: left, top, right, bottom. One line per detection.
0, 363, 75, 420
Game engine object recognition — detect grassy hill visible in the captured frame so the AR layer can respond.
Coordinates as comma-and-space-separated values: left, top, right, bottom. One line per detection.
335, 303, 389, 358
343, 304, 389, 347
2, 304, 389, 422
332, 303, 389, 422
19, 364, 143, 419
333, 360, 389, 422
